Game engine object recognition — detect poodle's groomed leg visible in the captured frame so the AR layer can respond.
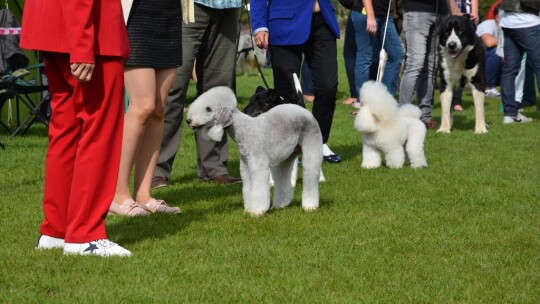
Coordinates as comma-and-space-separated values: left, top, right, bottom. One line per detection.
301, 148, 321, 212
383, 145, 405, 169
291, 158, 299, 187
245, 161, 271, 217
405, 122, 428, 168
271, 155, 297, 210
239, 158, 253, 212
361, 144, 382, 169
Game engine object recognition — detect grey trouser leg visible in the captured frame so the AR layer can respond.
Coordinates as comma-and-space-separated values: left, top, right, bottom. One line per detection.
399, 11, 439, 121
155, 4, 240, 180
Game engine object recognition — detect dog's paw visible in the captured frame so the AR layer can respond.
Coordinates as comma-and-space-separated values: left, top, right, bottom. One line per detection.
245, 209, 266, 217
474, 126, 488, 134
410, 162, 428, 169
319, 169, 326, 182
303, 205, 318, 212
436, 127, 451, 133
272, 201, 290, 209
361, 164, 381, 169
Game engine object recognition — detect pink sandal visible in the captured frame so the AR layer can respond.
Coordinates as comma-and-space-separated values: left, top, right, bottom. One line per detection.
109, 198, 150, 217
142, 198, 181, 214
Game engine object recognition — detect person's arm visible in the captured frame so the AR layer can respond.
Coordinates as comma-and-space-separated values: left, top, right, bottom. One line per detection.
447, 0, 462, 15
362, 0, 377, 35
60, 0, 95, 82
470, 0, 479, 24
250, 0, 269, 49
481, 33, 497, 47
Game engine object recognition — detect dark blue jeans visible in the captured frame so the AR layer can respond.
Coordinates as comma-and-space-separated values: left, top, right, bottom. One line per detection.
485, 47, 501, 88
501, 25, 540, 117
343, 13, 357, 98
351, 11, 404, 97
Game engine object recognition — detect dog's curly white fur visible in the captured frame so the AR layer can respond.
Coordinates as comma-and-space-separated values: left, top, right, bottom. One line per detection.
354, 81, 428, 169
187, 87, 323, 216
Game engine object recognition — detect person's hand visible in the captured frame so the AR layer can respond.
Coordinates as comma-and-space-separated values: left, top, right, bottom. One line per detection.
70, 63, 95, 82
470, 12, 479, 24
254, 31, 269, 50
366, 17, 377, 35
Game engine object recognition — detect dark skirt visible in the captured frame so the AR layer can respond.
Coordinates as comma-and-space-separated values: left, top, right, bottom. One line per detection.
125, 0, 182, 68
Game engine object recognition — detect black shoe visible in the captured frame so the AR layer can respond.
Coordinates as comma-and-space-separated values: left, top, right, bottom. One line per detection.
323, 154, 342, 163
208, 174, 242, 185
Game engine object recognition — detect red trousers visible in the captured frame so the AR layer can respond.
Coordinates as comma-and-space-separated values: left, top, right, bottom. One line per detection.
40, 52, 124, 243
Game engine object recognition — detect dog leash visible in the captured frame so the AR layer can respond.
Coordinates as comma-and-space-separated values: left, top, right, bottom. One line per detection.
376, 0, 392, 82
238, 0, 270, 90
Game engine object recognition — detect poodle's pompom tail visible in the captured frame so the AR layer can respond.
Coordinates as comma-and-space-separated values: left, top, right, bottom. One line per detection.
359, 81, 398, 121
399, 104, 422, 119
207, 125, 224, 142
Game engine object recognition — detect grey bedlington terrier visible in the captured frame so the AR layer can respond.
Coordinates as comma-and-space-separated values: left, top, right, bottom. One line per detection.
186, 86, 323, 216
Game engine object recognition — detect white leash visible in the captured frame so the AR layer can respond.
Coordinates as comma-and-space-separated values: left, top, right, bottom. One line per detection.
376, 0, 392, 82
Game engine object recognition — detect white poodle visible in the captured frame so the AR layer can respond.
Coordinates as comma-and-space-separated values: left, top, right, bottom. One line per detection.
186, 86, 323, 216
353, 81, 428, 169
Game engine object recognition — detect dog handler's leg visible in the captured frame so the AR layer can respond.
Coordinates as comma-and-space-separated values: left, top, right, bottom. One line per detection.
471, 88, 488, 134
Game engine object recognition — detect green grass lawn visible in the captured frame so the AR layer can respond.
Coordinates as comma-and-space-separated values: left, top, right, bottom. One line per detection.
1, 50, 539, 303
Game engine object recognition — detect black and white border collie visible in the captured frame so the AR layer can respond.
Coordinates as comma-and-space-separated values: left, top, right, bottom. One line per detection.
439, 14, 488, 134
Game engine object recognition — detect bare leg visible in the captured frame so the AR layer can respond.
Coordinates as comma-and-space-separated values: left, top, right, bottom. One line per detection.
113, 67, 176, 205
133, 68, 177, 203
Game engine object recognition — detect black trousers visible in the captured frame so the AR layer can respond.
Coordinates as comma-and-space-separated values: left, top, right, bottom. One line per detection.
269, 13, 338, 144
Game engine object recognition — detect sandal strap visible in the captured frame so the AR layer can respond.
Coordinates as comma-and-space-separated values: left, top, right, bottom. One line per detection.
143, 198, 181, 214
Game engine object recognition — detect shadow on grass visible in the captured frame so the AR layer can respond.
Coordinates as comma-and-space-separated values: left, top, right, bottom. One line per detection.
107, 179, 243, 245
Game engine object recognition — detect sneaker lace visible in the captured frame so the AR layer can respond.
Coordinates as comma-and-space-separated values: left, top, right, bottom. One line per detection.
93, 239, 117, 249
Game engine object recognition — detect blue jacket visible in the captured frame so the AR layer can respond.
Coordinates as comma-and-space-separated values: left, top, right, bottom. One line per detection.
250, 0, 340, 46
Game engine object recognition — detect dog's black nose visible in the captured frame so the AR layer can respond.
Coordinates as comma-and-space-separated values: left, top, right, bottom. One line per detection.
186, 118, 192, 125
448, 41, 457, 50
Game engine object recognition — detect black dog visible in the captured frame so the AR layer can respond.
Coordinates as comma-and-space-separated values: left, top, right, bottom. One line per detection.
438, 14, 487, 134
242, 74, 305, 117
242, 86, 287, 117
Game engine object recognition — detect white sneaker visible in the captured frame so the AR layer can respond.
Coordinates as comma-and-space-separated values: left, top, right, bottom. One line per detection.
64, 239, 132, 257
503, 113, 533, 124
36, 235, 65, 249
485, 88, 501, 98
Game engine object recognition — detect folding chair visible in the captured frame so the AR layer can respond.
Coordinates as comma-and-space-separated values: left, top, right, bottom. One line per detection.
2, 65, 49, 137
0, 8, 49, 138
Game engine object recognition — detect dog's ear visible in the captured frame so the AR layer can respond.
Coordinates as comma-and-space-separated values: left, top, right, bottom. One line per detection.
216, 107, 233, 128
354, 104, 378, 133
255, 86, 266, 93
207, 107, 233, 142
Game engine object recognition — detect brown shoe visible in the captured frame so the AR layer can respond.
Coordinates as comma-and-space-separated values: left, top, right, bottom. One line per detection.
209, 174, 242, 185
151, 176, 169, 189
423, 118, 438, 130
